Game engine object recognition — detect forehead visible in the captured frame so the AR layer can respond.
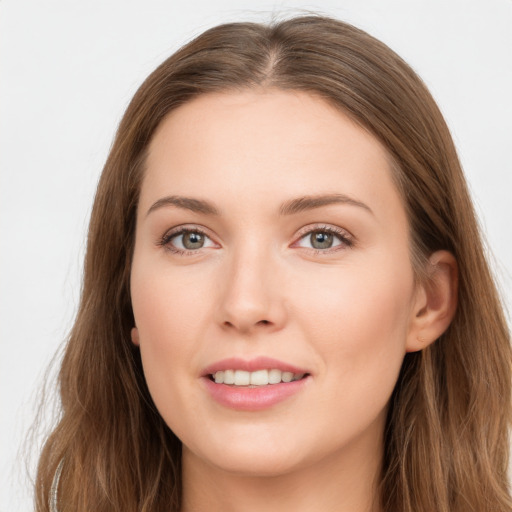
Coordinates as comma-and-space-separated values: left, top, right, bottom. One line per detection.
141, 90, 404, 225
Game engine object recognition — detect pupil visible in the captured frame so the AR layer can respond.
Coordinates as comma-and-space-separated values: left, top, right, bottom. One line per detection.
183, 232, 204, 249
311, 231, 333, 249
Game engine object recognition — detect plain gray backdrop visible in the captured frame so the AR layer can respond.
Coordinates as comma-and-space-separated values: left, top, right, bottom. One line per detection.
1, 0, 511, 510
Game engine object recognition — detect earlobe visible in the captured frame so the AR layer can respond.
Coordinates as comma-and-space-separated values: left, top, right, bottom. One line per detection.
131, 327, 140, 346
406, 250, 458, 353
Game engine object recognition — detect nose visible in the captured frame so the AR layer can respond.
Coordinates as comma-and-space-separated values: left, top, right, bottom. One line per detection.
215, 244, 287, 335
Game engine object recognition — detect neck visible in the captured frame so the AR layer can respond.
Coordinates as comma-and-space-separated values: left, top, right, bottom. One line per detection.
180, 425, 383, 512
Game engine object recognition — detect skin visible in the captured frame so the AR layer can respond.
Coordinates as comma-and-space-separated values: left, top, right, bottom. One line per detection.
130, 90, 457, 512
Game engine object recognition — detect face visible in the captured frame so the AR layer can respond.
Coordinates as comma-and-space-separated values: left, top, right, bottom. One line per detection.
130, 90, 421, 477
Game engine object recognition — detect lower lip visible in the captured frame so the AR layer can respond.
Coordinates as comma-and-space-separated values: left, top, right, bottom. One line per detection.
202, 376, 310, 411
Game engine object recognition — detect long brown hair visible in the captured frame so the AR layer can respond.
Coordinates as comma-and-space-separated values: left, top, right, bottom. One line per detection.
35, 15, 512, 512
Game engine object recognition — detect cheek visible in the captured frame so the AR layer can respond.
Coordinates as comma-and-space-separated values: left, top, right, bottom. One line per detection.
299, 258, 412, 338
130, 261, 208, 415
294, 257, 413, 403
131, 251, 218, 351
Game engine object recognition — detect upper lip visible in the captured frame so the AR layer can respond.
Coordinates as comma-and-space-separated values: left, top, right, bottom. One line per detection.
202, 356, 310, 377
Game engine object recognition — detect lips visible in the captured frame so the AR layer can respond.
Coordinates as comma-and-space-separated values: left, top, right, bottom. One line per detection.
202, 356, 309, 376
201, 356, 311, 411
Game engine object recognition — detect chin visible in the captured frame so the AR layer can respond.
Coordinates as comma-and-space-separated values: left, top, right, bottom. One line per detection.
210, 454, 305, 478
184, 437, 310, 478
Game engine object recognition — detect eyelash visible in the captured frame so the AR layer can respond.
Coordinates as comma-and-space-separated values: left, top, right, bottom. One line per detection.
158, 226, 212, 256
157, 224, 354, 256
295, 224, 354, 254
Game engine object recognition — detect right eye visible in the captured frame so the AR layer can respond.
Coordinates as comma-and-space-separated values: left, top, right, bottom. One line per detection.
160, 227, 217, 255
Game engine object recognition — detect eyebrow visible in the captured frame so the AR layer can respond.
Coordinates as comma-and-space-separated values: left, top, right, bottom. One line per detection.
279, 193, 373, 216
147, 196, 220, 216
146, 193, 373, 217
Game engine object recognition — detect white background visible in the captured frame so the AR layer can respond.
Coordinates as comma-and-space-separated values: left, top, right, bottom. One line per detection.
1, 0, 511, 510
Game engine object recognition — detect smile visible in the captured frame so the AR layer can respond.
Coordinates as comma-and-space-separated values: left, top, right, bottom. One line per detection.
211, 369, 306, 386
202, 357, 311, 411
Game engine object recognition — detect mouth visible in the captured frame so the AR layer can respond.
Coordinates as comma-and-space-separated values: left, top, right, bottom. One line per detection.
201, 357, 311, 410
208, 369, 308, 386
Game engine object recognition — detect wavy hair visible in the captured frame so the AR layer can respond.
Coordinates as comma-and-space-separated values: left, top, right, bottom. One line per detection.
35, 15, 511, 512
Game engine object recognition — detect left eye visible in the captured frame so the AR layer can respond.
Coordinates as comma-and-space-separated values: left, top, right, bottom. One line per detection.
295, 228, 351, 251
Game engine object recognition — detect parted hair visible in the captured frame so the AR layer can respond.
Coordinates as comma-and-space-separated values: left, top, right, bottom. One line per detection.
35, 15, 511, 512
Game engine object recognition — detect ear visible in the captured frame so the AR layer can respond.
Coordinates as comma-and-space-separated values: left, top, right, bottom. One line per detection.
406, 250, 458, 352
131, 327, 140, 346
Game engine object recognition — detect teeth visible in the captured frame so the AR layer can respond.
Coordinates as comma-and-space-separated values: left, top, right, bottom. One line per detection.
212, 369, 306, 386
223, 369, 235, 384
250, 369, 268, 386
281, 371, 293, 383
268, 369, 281, 384
234, 370, 250, 386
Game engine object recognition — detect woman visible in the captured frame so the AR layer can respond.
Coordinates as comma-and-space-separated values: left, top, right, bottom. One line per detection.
35, 15, 511, 512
